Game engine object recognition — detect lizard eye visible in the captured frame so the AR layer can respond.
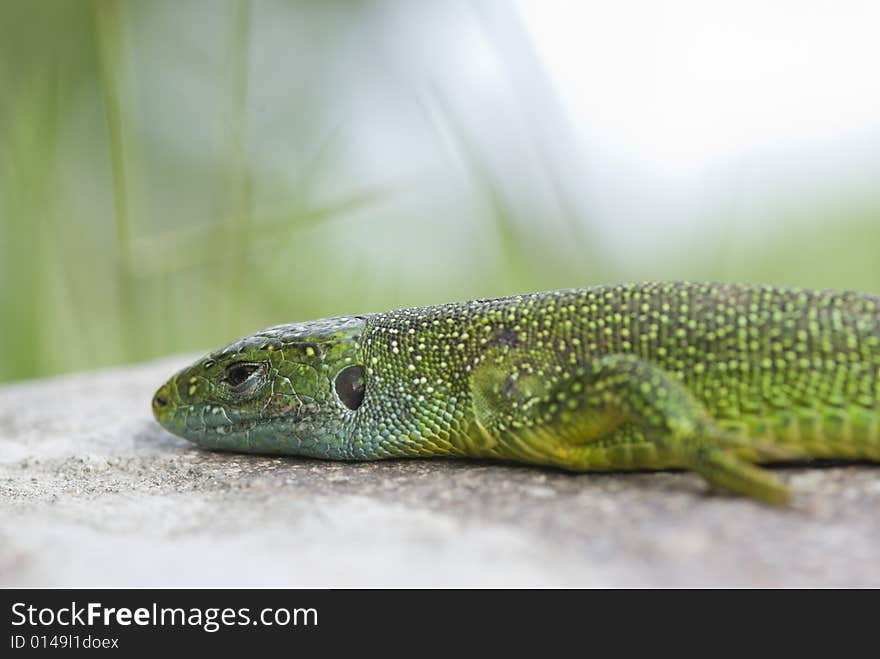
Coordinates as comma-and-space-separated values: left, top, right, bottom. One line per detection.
224, 362, 266, 394
335, 365, 365, 410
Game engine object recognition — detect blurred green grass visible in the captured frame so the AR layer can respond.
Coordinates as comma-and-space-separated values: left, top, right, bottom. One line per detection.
1, 0, 879, 384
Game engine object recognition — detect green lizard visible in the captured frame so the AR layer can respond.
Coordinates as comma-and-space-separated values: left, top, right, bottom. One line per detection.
152, 282, 880, 505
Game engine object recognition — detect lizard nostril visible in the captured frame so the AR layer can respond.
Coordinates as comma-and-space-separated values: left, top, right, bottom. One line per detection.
153, 389, 169, 410
152, 384, 174, 425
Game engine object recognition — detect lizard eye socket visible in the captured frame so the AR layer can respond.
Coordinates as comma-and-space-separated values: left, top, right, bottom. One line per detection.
335, 365, 365, 410
224, 362, 266, 394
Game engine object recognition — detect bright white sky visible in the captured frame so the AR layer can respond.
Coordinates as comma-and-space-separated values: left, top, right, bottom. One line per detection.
517, 0, 880, 180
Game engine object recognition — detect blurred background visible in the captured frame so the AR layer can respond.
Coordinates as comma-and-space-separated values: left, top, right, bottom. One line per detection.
2, 0, 880, 384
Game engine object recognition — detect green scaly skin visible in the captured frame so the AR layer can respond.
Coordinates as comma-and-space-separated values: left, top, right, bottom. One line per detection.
152, 282, 880, 505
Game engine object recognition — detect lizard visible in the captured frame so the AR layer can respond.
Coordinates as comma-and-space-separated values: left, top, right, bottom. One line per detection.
151, 282, 880, 505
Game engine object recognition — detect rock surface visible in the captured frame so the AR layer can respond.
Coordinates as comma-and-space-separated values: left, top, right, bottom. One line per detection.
1, 357, 879, 587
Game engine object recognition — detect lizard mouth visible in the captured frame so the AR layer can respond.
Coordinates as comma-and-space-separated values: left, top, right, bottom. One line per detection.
162, 411, 291, 439
159, 408, 321, 456
192, 418, 268, 436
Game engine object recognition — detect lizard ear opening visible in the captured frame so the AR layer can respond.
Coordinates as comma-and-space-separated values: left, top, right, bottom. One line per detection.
335, 365, 366, 410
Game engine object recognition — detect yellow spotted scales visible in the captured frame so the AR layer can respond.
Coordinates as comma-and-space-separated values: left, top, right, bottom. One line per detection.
153, 282, 880, 504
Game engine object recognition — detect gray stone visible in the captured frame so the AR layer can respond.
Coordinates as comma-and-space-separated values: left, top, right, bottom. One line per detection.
1, 357, 879, 586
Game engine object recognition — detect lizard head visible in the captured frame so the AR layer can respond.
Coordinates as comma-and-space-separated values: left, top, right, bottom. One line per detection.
151, 316, 367, 457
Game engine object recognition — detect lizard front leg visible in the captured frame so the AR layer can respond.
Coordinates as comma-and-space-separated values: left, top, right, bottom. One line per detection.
471, 351, 791, 505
